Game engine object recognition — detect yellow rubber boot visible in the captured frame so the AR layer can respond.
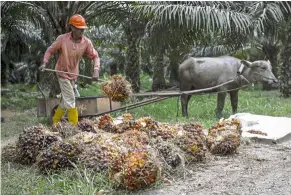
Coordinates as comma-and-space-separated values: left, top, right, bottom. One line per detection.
67, 108, 78, 126
52, 105, 65, 125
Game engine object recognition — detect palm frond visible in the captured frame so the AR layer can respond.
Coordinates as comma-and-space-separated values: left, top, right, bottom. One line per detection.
135, 3, 252, 34
247, 1, 287, 34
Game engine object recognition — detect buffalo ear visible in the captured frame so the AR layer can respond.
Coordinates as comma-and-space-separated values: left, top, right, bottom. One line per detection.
241, 60, 252, 68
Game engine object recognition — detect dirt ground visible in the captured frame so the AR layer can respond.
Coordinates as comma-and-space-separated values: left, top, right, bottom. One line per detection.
141, 139, 291, 195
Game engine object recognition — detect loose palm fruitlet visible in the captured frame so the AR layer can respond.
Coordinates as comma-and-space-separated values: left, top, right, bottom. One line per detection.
206, 119, 242, 155
37, 141, 79, 172
17, 125, 61, 165
101, 75, 133, 102
109, 149, 161, 190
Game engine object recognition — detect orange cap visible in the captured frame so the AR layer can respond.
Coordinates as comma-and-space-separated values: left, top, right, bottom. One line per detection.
69, 14, 88, 29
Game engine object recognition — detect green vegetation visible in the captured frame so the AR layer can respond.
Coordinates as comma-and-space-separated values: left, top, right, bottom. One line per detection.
1, 84, 38, 111
1, 164, 113, 195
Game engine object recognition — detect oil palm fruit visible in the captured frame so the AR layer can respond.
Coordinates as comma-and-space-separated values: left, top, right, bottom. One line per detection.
101, 75, 133, 102
16, 125, 61, 165
37, 140, 79, 172
109, 149, 161, 190
50, 121, 81, 139
206, 118, 242, 155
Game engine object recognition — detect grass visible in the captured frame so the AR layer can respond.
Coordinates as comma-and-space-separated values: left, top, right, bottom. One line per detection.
1, 84, 39, 111
1, 163, 113, 195
0, 110, 41, 140
1, 79, 291, 194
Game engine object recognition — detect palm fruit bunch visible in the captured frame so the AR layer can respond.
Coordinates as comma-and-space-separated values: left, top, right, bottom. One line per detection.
77, 118, 96, 133
109, 149, 161, 190
67, 132, 99, 151
117, 130, 149, 149
36, 140, 79, 172
174, 125, 207, 163
79, 134, 121, 171
122, 113, 134, 120
113, 118, 141, 134
182, 123, 205, 135
98, 114, 115, 132
150, 137, 184, 170
206, 118, 242, 155
137, 117, 165, 138
137, 117, 178, 140
16, 125, 61, 165
51, 121, 81, 139
136, 117, 158, 131
1, 143, 19, 163
101, 74, 133, 102
148, 123, 178, 140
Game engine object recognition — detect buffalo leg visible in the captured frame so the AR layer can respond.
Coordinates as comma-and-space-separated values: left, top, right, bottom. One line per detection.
181, 94, 191, 118
216, 92, 226, 119
229, 90, 238, 114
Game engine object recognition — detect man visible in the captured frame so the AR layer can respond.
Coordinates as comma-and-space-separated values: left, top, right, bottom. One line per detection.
39, 14, 100, 126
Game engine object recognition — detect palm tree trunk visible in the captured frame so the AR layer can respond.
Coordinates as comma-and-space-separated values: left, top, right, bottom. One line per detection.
169, 49, 182, 87
125, 36, 140, 92
152, 47, 166, 91
279, 19, 291, 97
124, 19, 144, 92
1, 54, 9, 87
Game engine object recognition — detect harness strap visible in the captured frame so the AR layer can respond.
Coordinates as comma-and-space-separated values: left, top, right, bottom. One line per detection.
237, 63, 245, 75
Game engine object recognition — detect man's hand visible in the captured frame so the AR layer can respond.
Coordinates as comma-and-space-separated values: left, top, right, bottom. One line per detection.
39, 62, 47, 72
92, 71, 99, 81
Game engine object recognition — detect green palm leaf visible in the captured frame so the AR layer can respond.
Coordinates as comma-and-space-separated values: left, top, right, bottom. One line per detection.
135, 3, 252, 34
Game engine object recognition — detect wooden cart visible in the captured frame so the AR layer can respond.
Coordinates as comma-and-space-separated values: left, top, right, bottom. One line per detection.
37, 96, 121, 123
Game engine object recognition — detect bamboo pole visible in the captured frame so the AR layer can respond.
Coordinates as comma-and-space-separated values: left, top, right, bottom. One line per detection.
132, 75, 250, 97
132, 79, 236, 97
43, 68, 106, 82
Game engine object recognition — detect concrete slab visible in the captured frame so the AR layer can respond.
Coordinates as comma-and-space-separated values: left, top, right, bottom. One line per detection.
228, 113, 291, 144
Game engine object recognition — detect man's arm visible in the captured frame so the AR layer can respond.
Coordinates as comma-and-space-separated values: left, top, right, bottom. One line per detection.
39, 35, 62, 71
85, 40, 100, 81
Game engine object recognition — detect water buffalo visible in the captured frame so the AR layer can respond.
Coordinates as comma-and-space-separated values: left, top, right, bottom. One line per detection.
179, 56, 278, 119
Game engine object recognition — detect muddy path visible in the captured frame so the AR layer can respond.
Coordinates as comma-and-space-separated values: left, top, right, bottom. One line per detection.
141, 141, 291, 195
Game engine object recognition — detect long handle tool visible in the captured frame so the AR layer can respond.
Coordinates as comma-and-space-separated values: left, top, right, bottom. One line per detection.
43, 68, 106, 82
